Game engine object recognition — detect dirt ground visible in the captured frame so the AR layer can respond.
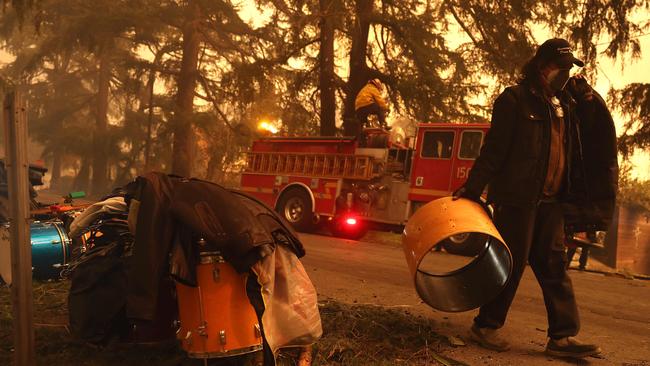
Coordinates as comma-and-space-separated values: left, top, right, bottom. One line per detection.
1, 222, 648, 365
300, 232, 650, 366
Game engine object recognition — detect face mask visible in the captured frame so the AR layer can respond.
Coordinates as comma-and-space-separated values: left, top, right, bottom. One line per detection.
545, 68, 571, 92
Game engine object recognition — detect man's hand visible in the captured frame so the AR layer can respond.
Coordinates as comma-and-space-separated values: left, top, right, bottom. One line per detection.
452, 186, 481, 202
567, 75, 594, 102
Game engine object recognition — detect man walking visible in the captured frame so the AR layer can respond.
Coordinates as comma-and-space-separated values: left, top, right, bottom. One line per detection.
455, 38, 615, 358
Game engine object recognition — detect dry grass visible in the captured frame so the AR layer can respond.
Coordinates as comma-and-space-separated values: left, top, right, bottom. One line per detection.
306, 299, 465, 366
1, 281, 464, 366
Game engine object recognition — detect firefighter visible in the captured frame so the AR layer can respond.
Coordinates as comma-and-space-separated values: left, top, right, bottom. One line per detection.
355, 78, 389, 133
454, 38, 617, 359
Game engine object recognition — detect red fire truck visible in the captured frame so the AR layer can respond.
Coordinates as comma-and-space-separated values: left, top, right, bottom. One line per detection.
240, 123, 488, 240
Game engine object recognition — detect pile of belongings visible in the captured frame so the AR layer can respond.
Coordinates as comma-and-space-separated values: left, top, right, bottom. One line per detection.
66, 172, 322, 365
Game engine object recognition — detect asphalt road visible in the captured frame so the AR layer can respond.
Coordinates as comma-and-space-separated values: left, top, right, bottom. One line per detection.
299, 232, 650, 366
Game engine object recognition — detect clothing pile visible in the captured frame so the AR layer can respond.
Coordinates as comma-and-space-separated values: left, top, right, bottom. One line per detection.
67, 172, 322, 365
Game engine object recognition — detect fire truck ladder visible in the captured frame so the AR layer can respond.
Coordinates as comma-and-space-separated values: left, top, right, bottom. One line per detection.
246, 152, 377, 180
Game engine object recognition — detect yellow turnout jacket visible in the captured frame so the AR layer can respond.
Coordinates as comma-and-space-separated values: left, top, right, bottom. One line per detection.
355, 84, 388, 111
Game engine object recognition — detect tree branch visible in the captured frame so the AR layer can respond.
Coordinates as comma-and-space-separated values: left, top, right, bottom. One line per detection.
196, 73, 237, 133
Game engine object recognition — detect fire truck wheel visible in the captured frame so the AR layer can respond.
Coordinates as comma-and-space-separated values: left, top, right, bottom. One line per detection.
441, 232, 489, 257
276, 188, 315, 232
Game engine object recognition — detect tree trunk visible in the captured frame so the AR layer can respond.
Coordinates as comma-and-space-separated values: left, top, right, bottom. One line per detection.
143, 50, 164, 172
50, 55, 70, 191
205, 152, 222, 183
91, 48, 111, 195
171, 1, 201, 177
319, 0, 336, 136
343, 0, 373, 136
50, 149, 62, 190
73, 157, 91, 192
144, 66, 156, 172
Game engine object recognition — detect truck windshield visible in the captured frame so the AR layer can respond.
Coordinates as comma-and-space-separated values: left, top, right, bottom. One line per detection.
421, 131, 454, 159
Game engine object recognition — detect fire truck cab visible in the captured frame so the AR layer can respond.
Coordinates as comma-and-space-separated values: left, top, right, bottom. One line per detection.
240, 123, 489, 239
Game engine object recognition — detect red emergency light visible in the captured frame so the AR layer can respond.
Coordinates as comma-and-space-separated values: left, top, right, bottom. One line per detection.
345, 217, 358, 226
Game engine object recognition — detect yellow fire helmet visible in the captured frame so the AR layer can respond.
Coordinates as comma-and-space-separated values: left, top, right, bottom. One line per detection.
368, 78, 383, 90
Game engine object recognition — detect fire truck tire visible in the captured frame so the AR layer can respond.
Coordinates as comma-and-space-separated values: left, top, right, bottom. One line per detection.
441, 232, 489, 257
276, 188, 315, 232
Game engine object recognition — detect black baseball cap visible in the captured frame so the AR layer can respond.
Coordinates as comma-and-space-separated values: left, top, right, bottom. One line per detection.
534, 38, 584, 68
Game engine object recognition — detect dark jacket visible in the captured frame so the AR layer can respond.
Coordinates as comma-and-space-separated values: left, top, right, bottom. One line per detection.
231, 190, 306, 258
464, 83, 617, 230
563, 90, 618, 231
170, 179, 277, 270
124, 173, 181, 320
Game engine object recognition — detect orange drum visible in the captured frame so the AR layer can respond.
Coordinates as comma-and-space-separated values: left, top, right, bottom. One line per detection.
175, 252, 263, 358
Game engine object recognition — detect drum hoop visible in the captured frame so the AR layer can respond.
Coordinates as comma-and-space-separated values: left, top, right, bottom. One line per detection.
199, 251, 225, 264
52, 221, 71, 267
187, 344, 263, 359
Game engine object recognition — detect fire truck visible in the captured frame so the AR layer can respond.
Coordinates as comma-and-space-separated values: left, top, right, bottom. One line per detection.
240, 123, 488, 241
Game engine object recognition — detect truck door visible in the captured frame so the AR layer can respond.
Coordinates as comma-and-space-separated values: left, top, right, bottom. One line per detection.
450, 129, 485, 192
409, 128, 456, 202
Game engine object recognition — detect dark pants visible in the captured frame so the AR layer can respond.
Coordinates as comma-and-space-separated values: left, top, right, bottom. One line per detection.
567, 231, 595, 269
355, 103, 386, 129
474, 202, 580, 339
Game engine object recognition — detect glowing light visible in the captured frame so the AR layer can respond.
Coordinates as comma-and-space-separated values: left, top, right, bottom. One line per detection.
258, 121, 278, 134
345, 218, 357, 226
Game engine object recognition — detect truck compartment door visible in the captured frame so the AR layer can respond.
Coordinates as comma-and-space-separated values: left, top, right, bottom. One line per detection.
409, 130, 456, 202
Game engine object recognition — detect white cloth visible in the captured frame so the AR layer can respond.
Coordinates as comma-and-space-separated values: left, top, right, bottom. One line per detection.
69, 197, 127, 237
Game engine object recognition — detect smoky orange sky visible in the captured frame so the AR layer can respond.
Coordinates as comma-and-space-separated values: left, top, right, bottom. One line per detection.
1, 5, 649, 179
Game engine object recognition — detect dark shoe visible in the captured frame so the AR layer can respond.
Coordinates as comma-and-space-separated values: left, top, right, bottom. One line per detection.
545, 337, 601, 358
469, 324, 510, 352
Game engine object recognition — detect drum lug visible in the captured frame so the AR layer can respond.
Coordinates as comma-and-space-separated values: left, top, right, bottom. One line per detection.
219, 330, 226, 345
177, 329, 192, 344
198, 321, 208, 337
254, 324, 261, 338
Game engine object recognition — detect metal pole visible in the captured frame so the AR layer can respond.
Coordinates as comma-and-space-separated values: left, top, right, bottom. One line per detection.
3, 88, 35, 365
